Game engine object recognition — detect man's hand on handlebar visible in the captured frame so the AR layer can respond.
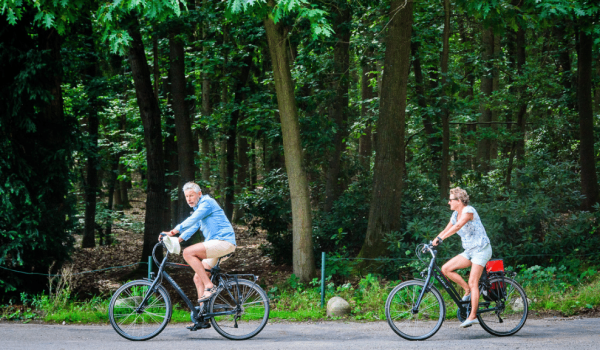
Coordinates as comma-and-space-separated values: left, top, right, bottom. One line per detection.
432, 236, 443, 246
158, 229, 180, 242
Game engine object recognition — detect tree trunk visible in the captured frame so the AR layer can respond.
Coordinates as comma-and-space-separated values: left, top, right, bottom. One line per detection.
411, 41, 439, 156
439, 0, 451, 199
226, 54, 252, 221
264, 4, 315, 282
117, 114, 130, 209
324, 3, 351, 212
490, 34, 500, 162
234, 134, 250, 220
476, 27, 494, 172
359, 47, 375, 171
202, 19, 212, 187
358, 0, 413, 261
105, 152, 119, 244
514, 19, 527, 167
81, 19, 99, 249
251, 140, 257, 188
165, 114, 179, 227
577, 27, 599, 210
126, 15, 166, 262
169, 29, 196, 222
153, 34, 160, 104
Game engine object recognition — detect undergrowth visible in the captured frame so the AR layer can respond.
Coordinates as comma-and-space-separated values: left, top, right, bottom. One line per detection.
2, 266, 599, 324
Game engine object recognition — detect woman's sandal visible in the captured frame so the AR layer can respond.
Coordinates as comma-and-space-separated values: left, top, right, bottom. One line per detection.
197, 286, 219, 305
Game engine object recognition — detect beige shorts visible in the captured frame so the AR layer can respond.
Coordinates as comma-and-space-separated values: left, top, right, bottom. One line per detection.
202, 240, 236, 268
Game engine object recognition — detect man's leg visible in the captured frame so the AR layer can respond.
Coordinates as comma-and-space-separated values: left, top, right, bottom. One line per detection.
441, 255, 472, 295
183, 243, 214, 300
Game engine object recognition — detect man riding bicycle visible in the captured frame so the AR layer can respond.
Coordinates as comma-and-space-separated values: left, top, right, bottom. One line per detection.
160, 182, 236, 307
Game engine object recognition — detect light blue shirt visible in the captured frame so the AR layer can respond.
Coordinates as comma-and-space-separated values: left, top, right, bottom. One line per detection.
451, 206, 490, 251
175, 195, 236, 245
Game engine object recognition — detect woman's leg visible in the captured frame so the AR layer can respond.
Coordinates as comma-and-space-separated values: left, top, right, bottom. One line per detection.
441, 255, 472, 295
183, 243, 214, 300
467, 263, 485, 320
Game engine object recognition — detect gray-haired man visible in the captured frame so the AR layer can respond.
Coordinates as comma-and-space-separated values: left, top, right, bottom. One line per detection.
160, 182, 236, 306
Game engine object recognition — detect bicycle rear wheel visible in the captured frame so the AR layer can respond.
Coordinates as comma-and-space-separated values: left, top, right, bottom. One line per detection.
477, 277, 528, 336
385, 280, 446, 341
209, 279, 270, 340
108, 280, 172, 341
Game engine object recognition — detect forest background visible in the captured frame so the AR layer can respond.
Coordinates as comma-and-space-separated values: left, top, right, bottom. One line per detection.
1, 0, 600, 313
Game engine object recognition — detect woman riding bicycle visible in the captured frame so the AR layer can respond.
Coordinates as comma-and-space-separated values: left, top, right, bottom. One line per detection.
432, 187, 492, 328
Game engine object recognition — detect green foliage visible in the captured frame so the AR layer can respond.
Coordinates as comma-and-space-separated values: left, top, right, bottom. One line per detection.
1, 18, 78, 294
239, 169, 293, 265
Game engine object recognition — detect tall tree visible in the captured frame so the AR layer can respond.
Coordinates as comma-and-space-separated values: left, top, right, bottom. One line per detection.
476, 27, 494, 172
324, 1, 351, 212
125, 15, 167, 262
439, 0, 451, 199
359, 46, 376, 170
169, 26, 196, 221
358, 0, 413, 261
263, 0, 316, 281
81, 16, 100, 248
577, 22, 599, 210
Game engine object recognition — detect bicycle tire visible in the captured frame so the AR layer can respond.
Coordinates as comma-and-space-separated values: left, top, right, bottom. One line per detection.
477, 277, 528, 336
385, 280, 446, 341
108, 280, 172, 341
209, 279, 270, 340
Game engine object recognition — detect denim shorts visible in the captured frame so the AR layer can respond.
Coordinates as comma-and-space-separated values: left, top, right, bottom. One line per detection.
460, 243, 492, 267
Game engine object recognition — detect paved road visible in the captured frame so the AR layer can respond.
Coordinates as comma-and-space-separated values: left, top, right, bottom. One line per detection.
1, 318, 598, 349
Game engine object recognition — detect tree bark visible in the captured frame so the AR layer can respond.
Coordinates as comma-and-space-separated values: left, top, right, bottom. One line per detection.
165, 113, 179, 227
126, 15, 167, 262
264, 3, 315, 282
153, 34, 160, 104
225, 54, 252, 220
169, 29, 196, 222
439, 0, 451, 199
476, 27, 494, 172
324, 2, 351, 212
514, 19, 527, 167
358, 0, 413, 261
81, 18, 100, 249
411, 41, 439, 156
577, 27, 599, 210
359, 47, 375, 171
201, 19, 212, 187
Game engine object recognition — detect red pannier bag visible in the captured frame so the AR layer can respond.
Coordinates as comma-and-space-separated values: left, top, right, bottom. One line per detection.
485, 259, 506, 300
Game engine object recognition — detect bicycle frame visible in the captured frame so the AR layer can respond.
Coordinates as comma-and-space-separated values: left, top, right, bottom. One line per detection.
136, 243, 258, 322
413, 245, 494, 316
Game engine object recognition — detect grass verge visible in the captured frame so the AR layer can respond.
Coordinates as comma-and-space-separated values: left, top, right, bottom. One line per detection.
2, 266, 599, 324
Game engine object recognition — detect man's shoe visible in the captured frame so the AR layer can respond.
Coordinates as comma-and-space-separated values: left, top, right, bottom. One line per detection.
461, 292, 471, 302
187, 322, 211, 331
459, 318, 480, 328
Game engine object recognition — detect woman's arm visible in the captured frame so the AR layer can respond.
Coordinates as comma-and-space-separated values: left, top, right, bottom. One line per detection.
433, 213, 473, 245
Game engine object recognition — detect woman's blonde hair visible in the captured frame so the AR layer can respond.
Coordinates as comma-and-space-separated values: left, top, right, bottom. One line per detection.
450, 187, 469, 205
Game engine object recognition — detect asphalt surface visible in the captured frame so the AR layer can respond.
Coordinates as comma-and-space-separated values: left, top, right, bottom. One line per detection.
1, 317, 598, 349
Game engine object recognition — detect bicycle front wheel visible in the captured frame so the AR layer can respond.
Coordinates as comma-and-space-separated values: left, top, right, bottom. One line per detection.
209, 279, 270, 340
477, 277, 528, 336
385, 280, 446, 341
108, 280, 172, 341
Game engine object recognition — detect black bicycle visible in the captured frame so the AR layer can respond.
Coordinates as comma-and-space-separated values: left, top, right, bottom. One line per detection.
108, 240, 270, 341
385, 242, 528, 340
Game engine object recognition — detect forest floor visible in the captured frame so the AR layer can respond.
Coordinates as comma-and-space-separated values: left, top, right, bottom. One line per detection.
68, 187, 292, 301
